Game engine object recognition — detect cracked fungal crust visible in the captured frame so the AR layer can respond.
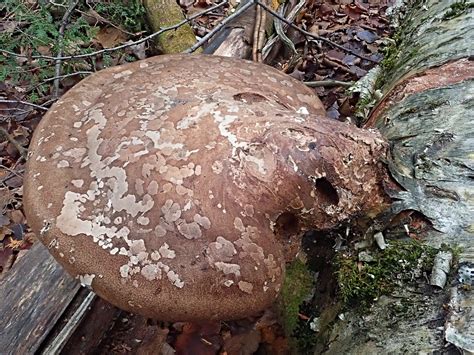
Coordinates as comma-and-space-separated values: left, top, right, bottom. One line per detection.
24, 54, 387, 321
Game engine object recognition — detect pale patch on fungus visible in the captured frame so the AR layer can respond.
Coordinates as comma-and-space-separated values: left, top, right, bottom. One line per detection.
120, 264, 130, 278
166, 270, 184, 288
193, 214, 211, 229
79, 273, 96, 287
151, 250, 161, 260
130, 239, 146, 254
238, 281, 254, 294
137, 216, 150, 226
71, 179, 84, 188
296, 107, 309, 115
147, 181, 159, 195
176, 220, 202, 239
154, 224, 167, 237
243, 204, 255, 217
113, 69, 133, 79
215, 261, 241, 277
233, 217, 245, 232
176, 184, 193, 196
57, 160, 70, 168
158, 243, 176, 259
141, 264, 161, 281
212, 160, 224, 174
135, 179, 145, 195
206, 236, 237, 263
63, 147, 87, 161
194, 165, 202, 176
162, 199, 182, 222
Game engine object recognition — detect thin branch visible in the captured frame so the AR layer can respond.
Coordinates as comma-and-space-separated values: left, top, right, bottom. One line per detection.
262, 0, 306, 60
257, 7, 266, 62
304, 80, 354, 88
255, 0, 379, 63
0, 1, 228, 62
53, 0, 80, 99
0, 127, 28, 158
0, 100, 49, 111
252, 5, 263, 61
184, 0, 254, 54
26, 71, 94, 96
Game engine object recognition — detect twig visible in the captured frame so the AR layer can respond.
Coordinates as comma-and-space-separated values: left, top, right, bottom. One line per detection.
304, 80, 354, 88
0, 1, 228, 62
28, 71, 93, 94
0, 100, 49, 111
257, 7, 266, 62
255, 0, 378, 63
0, 127, 28, 158
77, 7, 137, 37
252, 5, 263, 61
53, 0, 80, 99
322, 57, 353, 74
184, 0, 254, 54
262, 0, 306, 60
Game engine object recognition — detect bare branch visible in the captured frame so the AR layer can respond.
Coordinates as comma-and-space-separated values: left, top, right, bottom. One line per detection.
304, 80, 354, 88
252, 5, 263, 61
41, 71, 94, 84
53, 0, 80, 99
0, 127, 28, 158
255, 0, 379, 63
183, 0, 254, 54
0, 1, 228, 62
0, 100, 49, 111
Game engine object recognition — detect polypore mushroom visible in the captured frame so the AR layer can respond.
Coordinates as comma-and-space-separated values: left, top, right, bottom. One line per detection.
24, 54, 387, 321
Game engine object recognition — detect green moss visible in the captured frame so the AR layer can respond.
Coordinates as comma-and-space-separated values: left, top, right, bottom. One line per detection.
95, 0, 148, 33
443, 0, 474, 20
335, 240, 439, 309
277, 259, 314, 339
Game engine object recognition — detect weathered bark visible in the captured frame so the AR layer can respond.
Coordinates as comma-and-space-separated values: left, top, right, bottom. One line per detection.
203, 0, 257, 58
323, 0, 474, 353
0, 243, 80, 354
144, 0, 197, 53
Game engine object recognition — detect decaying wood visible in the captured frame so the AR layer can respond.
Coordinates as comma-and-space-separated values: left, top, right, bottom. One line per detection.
204, 0, 256, 58
58, 297, 121, 354
143, 0, 197, 53
0, 243, 80, 354
324, 0, 474, 352
39, 289, 96, 354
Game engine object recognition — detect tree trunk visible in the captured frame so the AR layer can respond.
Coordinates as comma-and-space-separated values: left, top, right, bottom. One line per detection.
322, 0, 474, 352
144, 0, 198, 54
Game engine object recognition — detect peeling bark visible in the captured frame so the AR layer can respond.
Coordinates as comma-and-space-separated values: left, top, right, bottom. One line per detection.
324, 0, 474, 353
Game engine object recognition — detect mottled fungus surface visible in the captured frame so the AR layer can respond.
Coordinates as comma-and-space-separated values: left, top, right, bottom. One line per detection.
24, 54, 387, 321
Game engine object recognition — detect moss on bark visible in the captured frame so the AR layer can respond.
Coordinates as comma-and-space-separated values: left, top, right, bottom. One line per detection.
143, 0, 198, 54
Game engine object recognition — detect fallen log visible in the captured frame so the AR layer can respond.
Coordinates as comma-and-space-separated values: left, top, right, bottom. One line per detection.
0, 243, 80, 354
322, 0, 474, 352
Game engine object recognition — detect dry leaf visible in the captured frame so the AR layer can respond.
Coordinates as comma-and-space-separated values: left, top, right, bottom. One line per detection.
95, 27, 128, 48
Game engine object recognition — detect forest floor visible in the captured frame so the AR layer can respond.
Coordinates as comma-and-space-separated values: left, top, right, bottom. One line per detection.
0, 0, 396, 353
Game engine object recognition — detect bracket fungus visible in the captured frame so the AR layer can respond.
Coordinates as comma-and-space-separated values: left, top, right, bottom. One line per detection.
24, 54, 388, 321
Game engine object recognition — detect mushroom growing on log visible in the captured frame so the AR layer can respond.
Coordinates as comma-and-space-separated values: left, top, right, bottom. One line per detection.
24, 54, 388, 321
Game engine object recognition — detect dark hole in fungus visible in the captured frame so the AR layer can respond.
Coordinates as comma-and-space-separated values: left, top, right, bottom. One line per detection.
275, 212, 300, 239
314, 178, 339, 206
233, 92, 267, 103
308, 142, 317, 150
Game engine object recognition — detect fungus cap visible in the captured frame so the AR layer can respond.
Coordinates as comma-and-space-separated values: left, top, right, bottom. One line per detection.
24, 54, 386, 321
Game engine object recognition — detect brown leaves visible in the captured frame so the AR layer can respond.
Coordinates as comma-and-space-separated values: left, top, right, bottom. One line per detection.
275, 0, 393, 120
94, 27, 129, 49
174, 322, 222, 354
